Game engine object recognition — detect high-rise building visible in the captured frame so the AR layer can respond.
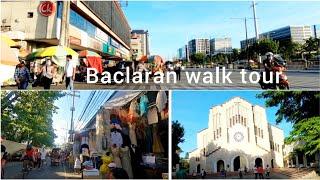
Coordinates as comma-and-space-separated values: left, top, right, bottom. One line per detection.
210, 38, 232, 55
130, 30, 149, 60
189, 97, 284, 174
177, 45, 188, 61
1, 1, 131, 60
188, 39, 210, 56
240, 25, 313, 49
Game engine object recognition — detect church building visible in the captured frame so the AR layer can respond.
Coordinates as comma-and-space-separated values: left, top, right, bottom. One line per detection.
189, 97, 284, 174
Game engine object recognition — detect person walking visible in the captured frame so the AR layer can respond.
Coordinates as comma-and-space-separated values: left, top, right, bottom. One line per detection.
14, 60, 31, 89
201, 169, 206, 179
64, 55, 76, 90
254, 165, 258, 179
265, 165, 270, 177
40, 147, 46, 168
174, 61, 182, 81
40, 59, 55, 89
258, 166, 264, 179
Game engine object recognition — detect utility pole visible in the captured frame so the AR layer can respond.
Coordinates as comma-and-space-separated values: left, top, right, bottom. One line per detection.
59, 1, 71, 47
252, 0, 259, 41
67, 91, 80, 142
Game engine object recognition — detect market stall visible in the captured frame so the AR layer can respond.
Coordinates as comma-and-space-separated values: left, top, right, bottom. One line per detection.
139, 55, 164, 75
75, 91, 169, 179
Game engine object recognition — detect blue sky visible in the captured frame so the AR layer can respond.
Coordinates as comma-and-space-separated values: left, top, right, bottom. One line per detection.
171, 91, 293, 157
123, 1, 320, 59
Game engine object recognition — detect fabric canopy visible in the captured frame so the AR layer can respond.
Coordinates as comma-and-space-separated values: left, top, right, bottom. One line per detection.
1, 40, 19, 66
87, 56, 103, 73
103, 91, 142, 110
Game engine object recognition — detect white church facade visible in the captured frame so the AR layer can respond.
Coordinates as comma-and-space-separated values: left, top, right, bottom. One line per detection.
189, 97, 284, 174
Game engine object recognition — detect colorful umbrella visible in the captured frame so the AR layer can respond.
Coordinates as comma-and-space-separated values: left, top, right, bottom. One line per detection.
26, 48, 45, 61
1, 40, 19, 66
1, 34, 17, 47
139, 55, 148, 62
78, 50, 101, 58
35, 46, 78, 58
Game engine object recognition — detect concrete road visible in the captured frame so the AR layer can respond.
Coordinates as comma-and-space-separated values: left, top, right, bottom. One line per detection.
3, 160, 81, 179
2, 69, 319, 90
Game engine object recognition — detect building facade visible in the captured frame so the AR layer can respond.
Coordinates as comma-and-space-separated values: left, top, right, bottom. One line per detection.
188, 39, 210, 56
1, 0, 131, 60
177, 45, 188, 61
240, 25, 313, 49
210, 38, 232, 55
189, 97, 284, 174
130, 30, 149, 60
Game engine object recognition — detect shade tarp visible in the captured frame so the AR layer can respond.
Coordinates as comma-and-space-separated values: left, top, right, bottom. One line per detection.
1, 34, 17, 47
1, 40, 19, 66
103, 91, 142, 109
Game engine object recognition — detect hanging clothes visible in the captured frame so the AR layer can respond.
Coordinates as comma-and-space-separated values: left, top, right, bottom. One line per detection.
139, 95, 149, 116
156, 91, 167, 112
128, 122, 137, 146
152, 124, 164, 153
111, 146, 122, 168
87, 56, 103, 73
111, 131, 123, 148
128, 99, 139, 122
120, 146, 133, 179
145, 125, 153, 153
99, 154, 113, 176
147, 107, 158, 125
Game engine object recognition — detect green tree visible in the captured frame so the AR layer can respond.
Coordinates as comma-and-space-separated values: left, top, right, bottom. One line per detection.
303, 37, 320, 60
257, 91, 320, 124
285, 117, 320, 170
258, 38, 279, 55
279, 40, 302, 60
1, 91, 64, 147
190, 53, 206, 65
172, 120, 185, 168
231, 48, 240, 62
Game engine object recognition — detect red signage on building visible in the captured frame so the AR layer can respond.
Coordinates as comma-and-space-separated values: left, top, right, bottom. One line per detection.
38, 1, 55, 17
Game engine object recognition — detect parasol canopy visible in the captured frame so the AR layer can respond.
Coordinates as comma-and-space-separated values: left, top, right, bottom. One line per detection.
78, 50, 101, 58
0, 40, 19, 66
26, 48, 45, 61
35, 46, 78, 58
1, 34, 17, 47
139, 55, 148, 62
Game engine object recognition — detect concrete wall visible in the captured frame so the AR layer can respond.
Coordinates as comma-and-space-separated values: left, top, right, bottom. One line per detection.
1, 1, 58, 40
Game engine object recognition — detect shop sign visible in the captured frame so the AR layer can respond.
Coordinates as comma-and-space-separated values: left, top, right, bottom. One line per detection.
95, 28, 109, 43
88, 38, 102, 51
39, 1, 55, 17
69, 36, 81, 46
110, 38, 120, 48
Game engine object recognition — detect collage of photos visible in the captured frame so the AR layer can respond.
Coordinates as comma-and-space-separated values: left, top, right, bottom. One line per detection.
0, 0, 319, 180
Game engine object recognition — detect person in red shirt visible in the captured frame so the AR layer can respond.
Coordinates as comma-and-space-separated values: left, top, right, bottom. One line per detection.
257, 166, 264, 179
22, 145, 35, 170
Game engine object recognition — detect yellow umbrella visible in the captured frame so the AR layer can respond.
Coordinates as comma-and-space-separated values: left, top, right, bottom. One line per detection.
1, 40, 19, 66
1, 34, 17, 47
35, 46, 78, 57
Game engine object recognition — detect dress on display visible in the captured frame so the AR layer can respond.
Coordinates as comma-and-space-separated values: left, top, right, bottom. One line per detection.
147, 107, 159, 125
111, 146, 122, 168
139, 95, 149, 116
156, 91, 167, 112
120, 146, 133, 179
152, 124, 164, 153
99, 155, 113, 176
128, 122, 137, 146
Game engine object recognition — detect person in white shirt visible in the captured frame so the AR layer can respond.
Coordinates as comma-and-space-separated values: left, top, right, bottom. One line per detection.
64, 55, 76, 90
40, 147, 46, 167
74, 156, 81, 174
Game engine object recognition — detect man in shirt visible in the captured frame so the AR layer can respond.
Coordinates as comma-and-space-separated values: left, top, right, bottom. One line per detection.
64, 55, 76, 90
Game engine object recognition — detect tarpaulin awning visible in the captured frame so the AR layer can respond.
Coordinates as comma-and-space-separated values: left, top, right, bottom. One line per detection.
1, 40, 19, 66
79, 50, 101, 58
103, 91, 142, 110
87, 56, 103, 73
1, 34, 17, 47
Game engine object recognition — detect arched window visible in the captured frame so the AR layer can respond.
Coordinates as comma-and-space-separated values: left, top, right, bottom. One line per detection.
244, 118, 247, 126
241, 116, 244, 125
219, 127, 222, 137
214, 131, 216, 140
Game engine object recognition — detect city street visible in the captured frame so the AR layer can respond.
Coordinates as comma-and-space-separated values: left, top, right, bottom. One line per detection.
3, 159, 81, 179
2, 68, 319, 90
